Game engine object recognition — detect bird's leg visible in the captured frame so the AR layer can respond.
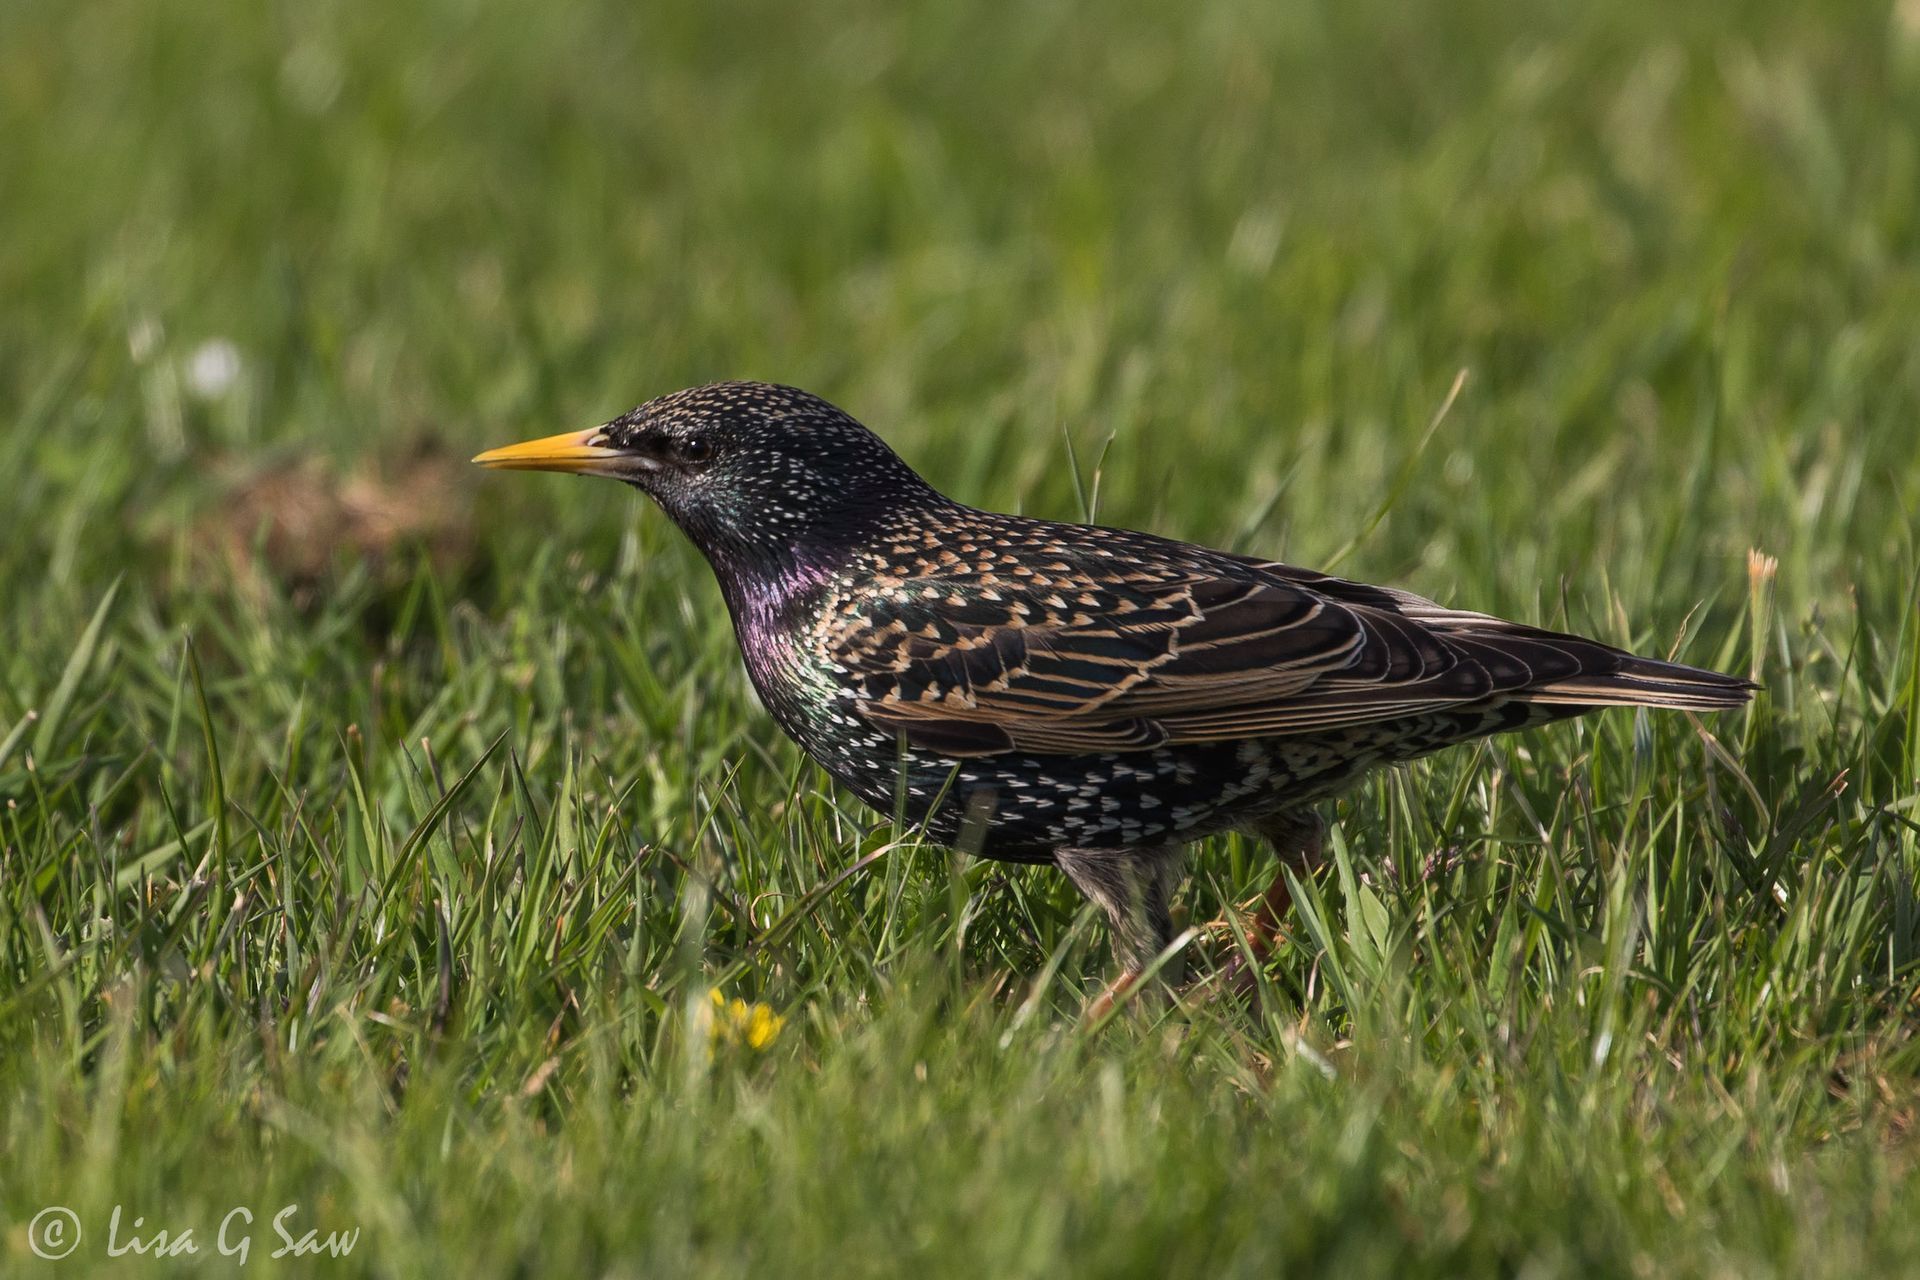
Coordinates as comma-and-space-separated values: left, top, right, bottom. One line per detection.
1085, 970, 1138, 1022
1219, 810, 1326, 993
1055, 844, 1186, 1018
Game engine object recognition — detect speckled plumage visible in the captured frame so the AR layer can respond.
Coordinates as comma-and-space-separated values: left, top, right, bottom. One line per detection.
478, 381, 1755, 988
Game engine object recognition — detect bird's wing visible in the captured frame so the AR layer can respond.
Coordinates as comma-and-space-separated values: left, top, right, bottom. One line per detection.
816, 553, 1628, 757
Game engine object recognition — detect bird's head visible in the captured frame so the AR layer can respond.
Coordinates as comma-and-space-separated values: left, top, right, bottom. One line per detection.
474, 381, 938, 575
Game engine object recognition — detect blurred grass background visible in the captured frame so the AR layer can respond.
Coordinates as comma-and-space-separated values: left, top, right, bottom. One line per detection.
3, 0, 1920, 1275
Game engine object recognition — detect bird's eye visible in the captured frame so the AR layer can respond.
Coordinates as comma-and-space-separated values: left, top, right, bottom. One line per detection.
676, 437, 715, 465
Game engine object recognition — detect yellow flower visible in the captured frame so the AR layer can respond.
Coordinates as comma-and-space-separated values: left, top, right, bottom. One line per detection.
705, 987, 786, 1051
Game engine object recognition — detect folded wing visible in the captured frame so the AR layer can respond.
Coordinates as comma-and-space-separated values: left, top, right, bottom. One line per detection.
820, 550, 1752, 758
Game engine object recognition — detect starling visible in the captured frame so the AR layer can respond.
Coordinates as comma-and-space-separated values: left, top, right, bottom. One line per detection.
476, 382, 1753, 1003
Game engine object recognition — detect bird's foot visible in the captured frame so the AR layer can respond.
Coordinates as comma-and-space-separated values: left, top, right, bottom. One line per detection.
1214, 937, 1274, 1001
1364, 844, 1465, 888
1206, 864, 1303, 1000
1214, 845, 1466, 1000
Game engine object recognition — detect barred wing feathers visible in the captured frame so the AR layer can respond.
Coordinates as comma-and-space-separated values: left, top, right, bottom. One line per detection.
818, 547, 1752, 759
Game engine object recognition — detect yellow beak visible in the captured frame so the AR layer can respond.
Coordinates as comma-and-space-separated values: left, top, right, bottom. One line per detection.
471, 428, 626, 474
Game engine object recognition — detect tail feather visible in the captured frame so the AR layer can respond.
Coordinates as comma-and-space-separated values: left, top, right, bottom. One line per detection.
1244, 559, 1757, 721
1520, 655, 1756, 712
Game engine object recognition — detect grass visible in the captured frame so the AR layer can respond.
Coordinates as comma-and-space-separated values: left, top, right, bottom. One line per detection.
4, 0, 1920, 1273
